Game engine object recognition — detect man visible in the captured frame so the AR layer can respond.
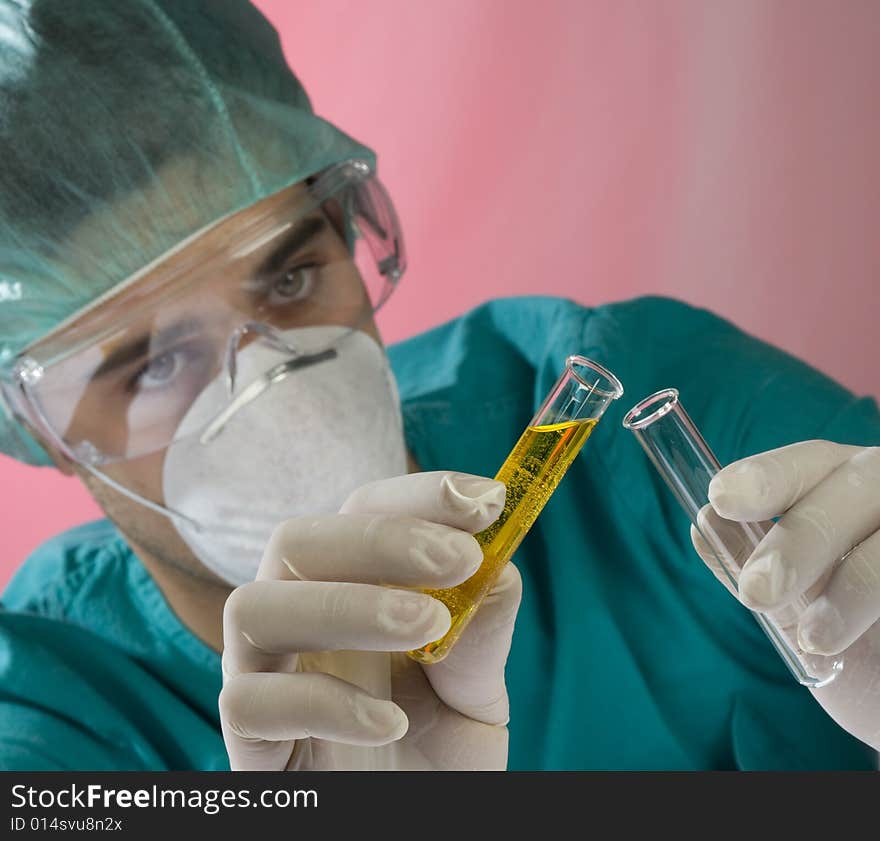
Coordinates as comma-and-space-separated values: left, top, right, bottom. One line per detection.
0, 0, 878, 770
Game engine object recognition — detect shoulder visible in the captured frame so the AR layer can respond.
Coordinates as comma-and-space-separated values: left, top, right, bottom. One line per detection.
2, 519, 130, 617
0, 525, 226, 771
0, 593, 224, 771
0, 608, 152, 769
0, 606, 128, 686
388, 296, 586, 397
391, 293, 879, 457
389, 294, 748, 376
585, 296, 879, 460
387, 294, 669, 402
582, 294, 814, 376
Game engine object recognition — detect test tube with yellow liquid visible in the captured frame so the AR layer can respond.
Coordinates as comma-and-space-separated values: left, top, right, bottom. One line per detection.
409, 355, 624, 664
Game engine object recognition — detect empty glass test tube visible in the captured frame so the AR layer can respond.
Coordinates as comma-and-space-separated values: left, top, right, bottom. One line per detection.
408, 355, 624, 664
622, 388, 843, 687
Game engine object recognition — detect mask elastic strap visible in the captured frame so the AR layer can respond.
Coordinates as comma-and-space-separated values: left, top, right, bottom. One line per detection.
81, 461, 202, 532
83, 461, 287, 541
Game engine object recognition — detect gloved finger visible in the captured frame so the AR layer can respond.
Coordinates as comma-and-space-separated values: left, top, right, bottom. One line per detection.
736, 447, 880, 611
708, 440, 863, 522
797, 528, 880, 656
219, 672, 408, 770
423, 563, 522, 725
690, 505, 773, 599
258, 513, 483, 589
222, 581, 451, 678
340, 471, 506, 534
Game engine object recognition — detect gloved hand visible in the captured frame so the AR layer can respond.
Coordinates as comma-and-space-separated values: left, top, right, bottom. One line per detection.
219, 471, 521, 770
691, 440, 880, 751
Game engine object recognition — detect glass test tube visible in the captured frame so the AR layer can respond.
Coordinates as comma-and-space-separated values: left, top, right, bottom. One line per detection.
622, 388, 843, 687
408, 355, 624, 664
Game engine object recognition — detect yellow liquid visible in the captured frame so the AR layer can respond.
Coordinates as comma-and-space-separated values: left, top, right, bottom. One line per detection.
408, 419, 597, 664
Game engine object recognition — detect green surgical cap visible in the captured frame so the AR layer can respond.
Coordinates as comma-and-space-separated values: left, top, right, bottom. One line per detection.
0, 0, 375, 465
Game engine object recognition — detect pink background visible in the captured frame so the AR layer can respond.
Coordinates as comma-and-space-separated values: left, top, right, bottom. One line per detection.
2, 0, 878, 587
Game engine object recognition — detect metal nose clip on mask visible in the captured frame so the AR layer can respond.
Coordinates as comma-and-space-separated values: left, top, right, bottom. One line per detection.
622, 388, 843, 687
200, 320, 338, 445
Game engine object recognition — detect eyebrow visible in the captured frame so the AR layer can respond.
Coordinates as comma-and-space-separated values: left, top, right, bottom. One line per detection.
91, 318, 204, 380
256, 215, 328, 277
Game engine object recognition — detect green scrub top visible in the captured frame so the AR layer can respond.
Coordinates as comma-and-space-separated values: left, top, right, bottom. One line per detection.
1, 296, 877, 770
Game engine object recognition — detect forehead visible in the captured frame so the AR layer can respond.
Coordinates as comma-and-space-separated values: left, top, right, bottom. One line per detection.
29, 177, 315, 362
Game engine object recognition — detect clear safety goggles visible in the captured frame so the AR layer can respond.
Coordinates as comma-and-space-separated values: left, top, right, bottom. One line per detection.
0, 159, 405, 466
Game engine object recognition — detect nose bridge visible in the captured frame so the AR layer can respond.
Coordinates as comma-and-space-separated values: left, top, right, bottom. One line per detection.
201, 322, 338, 445
201, 346, 337, 447
223, 320, 301, 396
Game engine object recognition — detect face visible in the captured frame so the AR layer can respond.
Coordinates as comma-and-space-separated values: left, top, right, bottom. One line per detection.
26, 180, 387, 584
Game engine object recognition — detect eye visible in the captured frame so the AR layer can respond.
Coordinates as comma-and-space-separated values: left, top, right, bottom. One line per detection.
270, 265, 317, 304
133, 349, 185, 391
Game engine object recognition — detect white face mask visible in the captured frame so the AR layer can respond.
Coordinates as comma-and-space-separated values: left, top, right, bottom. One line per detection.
162, 326, 408, 586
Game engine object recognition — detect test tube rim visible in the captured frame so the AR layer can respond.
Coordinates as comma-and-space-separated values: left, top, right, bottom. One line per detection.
621, 387, 680, 430
566, 355, 624, 400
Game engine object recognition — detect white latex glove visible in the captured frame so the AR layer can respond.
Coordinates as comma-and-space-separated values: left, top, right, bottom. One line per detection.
219, 471, 521, 770
691, 440, 880, 751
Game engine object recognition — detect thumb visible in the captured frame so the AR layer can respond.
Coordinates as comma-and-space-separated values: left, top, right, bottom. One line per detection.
421, 563, 522, 725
